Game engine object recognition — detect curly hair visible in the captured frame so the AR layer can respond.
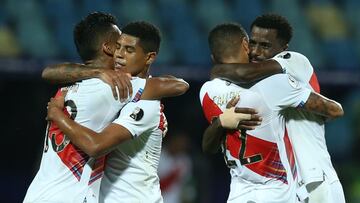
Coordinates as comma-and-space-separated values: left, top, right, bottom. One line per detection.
251, 13, 293, 45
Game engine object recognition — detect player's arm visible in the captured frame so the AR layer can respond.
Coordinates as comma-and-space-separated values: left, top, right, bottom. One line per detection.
42, 63, 132, 100
42, 63, 99, 84
202, 117, 226, 154
271, 74, 343, 120
141, 76, 189, 100
202, 98, 261, 154
42, 63, 189, 101
303, 92, 344, 120
47, 93, 132, 158
211, 60, 283, 83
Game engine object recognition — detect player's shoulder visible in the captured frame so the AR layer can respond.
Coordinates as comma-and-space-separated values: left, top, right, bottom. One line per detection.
131, 77, 146, 85
272, 51, 314, 81
200, 78, 234, 93
274, 51, 312, 67
274, 51, 309, 61
68, 78, 117, 103
200, 78, 222, 99
130, 99, 161, 110
257, 73, 300, 90
121, 100, 162, 124
77, 78, 112, 90
200, 78, 218, 89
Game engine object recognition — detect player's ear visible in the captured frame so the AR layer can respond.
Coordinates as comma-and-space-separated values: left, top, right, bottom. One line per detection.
102, 42, 114, 56
242, 37, 249, 55
283, 43, 289, 51
146, 52, 157, 65
210, 54, 216, 63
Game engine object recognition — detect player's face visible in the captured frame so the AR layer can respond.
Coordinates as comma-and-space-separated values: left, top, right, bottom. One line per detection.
249, 26, 286, 62
114, 34, 148, 76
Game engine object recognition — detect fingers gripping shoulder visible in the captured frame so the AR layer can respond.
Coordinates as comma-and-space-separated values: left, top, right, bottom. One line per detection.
219, 107, 251, 129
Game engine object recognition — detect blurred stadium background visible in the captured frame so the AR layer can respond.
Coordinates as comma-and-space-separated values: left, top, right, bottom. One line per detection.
0, 0, 359, 202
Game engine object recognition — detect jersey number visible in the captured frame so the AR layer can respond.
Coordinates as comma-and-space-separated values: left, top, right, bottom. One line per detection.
44, 100, 77, 153
223, 130, 263, 168
238, 130, 262, 165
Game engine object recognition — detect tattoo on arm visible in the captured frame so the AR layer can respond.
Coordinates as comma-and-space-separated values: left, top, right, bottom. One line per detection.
304, 92, 343, 119
42, 63, 101, 84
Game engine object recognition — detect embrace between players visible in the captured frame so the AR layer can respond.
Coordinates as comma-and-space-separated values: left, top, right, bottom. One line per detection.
24, 11, 345, 203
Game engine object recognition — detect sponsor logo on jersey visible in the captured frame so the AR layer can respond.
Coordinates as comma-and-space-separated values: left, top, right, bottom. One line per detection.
130, 107, 144, 121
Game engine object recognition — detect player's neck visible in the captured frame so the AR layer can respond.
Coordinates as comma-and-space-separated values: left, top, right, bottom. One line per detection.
136, 66, 150, 78
85, 56, 114, 69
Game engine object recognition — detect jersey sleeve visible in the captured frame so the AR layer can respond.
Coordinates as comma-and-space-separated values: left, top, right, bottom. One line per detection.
272, 51, 314, 84
112, 100, 161, 138
261, 74, 312, 110
121, 77, 146, 103
199, 79, 225, 123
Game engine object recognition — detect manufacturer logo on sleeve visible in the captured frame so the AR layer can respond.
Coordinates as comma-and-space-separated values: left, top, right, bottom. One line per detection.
131, 88, 144, 102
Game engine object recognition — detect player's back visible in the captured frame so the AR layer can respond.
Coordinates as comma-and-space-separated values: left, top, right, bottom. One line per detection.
24, 78, 146, 203
100, 100, 165, 203
200, 75, 311, 202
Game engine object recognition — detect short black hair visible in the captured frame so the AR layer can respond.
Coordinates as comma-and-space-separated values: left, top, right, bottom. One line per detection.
251, 13, 293, 45
208, 22, 248, 63
122, 21, 161, 53
74, 12, 118, 62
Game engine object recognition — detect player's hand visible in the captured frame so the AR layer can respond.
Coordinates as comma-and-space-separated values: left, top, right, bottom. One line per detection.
98, 69, 132, 101
159, 104, 168, 137
219, 96, 262, 130
235, 108, 261, 130
162, 114, 168, 137
46, 89, 67, 121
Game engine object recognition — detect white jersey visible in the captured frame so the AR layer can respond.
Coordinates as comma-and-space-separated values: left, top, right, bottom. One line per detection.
100, 100, 166, 203
24, 78, 146, 203
200, 76, 311, 202
273, 52, 340, 195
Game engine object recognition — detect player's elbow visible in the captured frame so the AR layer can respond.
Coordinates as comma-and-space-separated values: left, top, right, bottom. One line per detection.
174, 80, 190, 96
330, 104, 344, 119
85, 144, 106, 158
41, 67, 52, 82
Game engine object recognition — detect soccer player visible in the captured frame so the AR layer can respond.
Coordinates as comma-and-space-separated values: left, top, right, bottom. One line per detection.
23, 14, 188, 203
200, 23, 343, 203
211, 14, 346, 203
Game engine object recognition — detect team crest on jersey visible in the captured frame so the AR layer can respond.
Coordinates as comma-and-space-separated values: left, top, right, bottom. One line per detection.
130, 107, 144, 121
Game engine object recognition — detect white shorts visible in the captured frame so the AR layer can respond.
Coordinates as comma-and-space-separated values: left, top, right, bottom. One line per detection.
227, 178, 298, 203
304, 178, 345, 203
